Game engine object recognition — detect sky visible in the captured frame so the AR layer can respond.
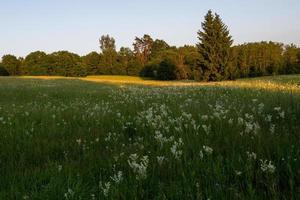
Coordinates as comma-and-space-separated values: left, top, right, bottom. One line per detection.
0, 0, 300, 58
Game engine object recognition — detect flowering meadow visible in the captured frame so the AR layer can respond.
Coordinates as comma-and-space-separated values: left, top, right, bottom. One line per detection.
0, 76, 300, 199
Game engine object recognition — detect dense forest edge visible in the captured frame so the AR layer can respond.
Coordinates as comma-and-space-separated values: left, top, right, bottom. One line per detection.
1, 10, 300, 81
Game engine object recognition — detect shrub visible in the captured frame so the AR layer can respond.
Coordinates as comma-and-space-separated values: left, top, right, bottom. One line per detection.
0, 64, 9, 76
157, 59, 177, 80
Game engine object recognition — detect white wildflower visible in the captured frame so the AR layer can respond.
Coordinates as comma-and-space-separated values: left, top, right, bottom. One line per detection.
274, 107, 281, 112
238, 117, 244, 125
270, 124, 275, 134
279, 111, 285, 119
58, 165, 63, 172
128, 154, 149, 180
199, 150, 204, 159
246, 151, 257, 160
157, 156, 165, 166
201, 115, 209, 121
64, 188, 74, 199
110, 171, 123, 184
203, 145, 213, 155
76, 138, 82, 145
265, 115, 272, 122
202, 125, 211, 135
260, 159, 276, 174
235, 170, 242, 176
99, 181, 111, 197
170, 138, 183, 159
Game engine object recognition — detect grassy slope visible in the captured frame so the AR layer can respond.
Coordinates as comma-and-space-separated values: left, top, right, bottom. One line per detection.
0, 75, 299, 199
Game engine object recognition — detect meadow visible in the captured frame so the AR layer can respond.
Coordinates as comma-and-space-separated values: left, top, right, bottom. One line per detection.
0, 75, 300, 199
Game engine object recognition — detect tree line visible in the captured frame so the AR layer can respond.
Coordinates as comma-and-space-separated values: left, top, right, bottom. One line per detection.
1, 10, 300, 81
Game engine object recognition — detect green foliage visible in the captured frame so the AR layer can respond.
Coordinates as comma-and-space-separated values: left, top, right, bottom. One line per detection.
197, 10, 233, 81
99, 35, 118, 74
1, 54, 21, 75
82, 52, 101, 75
232, 42, 284, 77
140, 63, 159, 78
0, 64, 9, 76
117, 47, 135, 75
151, 39, 170, 59
283, 44, 300, 74
156, 59, 177, 80
133, 34, 154, 66
47, 51, 87, 77
23, 51, 48, 75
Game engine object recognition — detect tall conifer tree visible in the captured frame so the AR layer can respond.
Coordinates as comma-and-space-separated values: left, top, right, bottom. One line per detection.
197, 10, 233, 81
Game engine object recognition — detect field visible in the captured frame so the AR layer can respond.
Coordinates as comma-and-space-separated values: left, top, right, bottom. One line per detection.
0, 75, 300, 199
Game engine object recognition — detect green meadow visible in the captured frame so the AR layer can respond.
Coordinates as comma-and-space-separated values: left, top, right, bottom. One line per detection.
0, 75, 300, 199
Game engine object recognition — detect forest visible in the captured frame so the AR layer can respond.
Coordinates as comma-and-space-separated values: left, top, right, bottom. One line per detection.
1, 11, 300, 81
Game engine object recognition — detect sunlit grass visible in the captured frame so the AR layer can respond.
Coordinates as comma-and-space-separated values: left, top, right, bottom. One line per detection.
17, 75, 300, 93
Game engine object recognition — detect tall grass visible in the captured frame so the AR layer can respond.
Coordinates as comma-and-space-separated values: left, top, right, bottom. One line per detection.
0, 76, 299, 199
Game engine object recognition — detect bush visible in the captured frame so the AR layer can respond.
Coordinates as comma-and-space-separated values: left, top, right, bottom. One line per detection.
0, 64, 9, 76
140, 63, 159, 78
156, 59, 177, 80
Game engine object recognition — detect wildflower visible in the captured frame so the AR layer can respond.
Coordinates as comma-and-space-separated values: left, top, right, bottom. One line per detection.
128, 154, 149, 180
157, 156, 165, 166
199, 150, 204, 159
203, 145, 213, 155
274, 107, 281, 112
265, 115, 272, 122
170, 138, 183, 159
238, 117, 244, 125
260, 159, 276, 174
279, 111, 285, 119
202, 125, 211, 135
111, 171, 123, 184
246, 151, 257, 160
64, 188, 74, 199
235, 170, 242, 176
258, 103, 264, 113
99, 181, 111, 197
58, 165, 63, 172
270, 124, 275, 134
201, 115, 209, 121
76, 138, 82, 145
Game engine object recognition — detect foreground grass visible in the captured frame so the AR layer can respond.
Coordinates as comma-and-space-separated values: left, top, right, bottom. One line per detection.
0, 75, 300, 199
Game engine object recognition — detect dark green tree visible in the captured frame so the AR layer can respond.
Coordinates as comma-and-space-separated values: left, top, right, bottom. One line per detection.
157, 59, 177, 80
197, 10, 233, 81
0, 63, 9, 76
82, 52, 101, 75
151, 39, 170, 59
99, 35, 117, 74
283, 44, 300, 74
117, 47, 141, 75
47, 51, 86, 77
23, 51, 48, 75
1, 55, 21, 75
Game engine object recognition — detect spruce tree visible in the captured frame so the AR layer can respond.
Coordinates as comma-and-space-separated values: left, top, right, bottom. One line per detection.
197, 10, 233, 81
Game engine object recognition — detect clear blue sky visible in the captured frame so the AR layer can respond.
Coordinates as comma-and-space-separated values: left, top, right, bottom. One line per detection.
1, 0, 299, 57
